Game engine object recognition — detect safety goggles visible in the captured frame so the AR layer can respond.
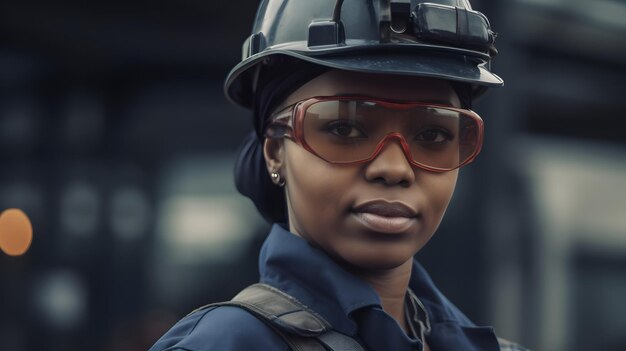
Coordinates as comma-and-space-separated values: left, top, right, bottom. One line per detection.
265, 96, 484, 173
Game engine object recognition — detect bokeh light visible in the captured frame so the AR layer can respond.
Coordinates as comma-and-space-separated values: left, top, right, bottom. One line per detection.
33, 270, 88, 331
0, 208, 33, 256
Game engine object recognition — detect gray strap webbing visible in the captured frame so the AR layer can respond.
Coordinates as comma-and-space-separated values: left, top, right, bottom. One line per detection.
232, 283, 329, 336
191, 283, 365, 351
318, 330, 367, 351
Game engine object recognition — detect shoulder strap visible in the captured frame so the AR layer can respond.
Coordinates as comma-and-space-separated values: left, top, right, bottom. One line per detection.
192, 284, 365, 351
232, 283, 330, 336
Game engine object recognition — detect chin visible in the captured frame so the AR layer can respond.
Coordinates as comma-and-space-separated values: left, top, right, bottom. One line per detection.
338, 248, 416, 271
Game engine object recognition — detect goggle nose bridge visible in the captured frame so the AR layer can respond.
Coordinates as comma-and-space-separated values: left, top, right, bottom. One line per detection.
367, 132, 415, 165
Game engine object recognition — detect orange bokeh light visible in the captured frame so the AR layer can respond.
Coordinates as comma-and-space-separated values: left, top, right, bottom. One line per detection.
0, 209, 33, 256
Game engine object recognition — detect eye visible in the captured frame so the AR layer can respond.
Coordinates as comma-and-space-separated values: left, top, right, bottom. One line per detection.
324, 120, 367, 138
415, 128, 452, 143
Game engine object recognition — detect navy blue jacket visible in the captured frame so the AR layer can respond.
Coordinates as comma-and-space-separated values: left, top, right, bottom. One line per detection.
150, 224, 501, 351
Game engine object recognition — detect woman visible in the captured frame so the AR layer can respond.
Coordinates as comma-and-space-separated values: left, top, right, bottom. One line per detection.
151, 0, 528, 350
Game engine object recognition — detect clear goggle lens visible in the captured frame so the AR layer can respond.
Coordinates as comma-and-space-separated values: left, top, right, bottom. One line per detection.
267, 97, 483, 172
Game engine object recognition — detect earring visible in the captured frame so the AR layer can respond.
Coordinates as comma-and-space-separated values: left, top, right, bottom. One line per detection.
270, 171, 285, 187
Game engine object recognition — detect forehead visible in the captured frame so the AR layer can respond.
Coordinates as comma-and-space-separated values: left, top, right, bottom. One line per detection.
280, 70, 461, 110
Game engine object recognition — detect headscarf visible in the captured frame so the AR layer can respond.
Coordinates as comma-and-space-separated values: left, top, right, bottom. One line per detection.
234, 60, 329, 223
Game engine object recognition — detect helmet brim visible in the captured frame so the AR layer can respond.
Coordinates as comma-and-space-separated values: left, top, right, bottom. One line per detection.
224, 46, 504, 109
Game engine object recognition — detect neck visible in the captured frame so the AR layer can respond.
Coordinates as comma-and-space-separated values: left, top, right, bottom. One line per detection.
351, 259, 413, 331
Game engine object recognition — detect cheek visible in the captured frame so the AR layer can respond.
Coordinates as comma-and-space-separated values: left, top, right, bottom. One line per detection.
420, 170, 458, 229
283, 144, 355, 235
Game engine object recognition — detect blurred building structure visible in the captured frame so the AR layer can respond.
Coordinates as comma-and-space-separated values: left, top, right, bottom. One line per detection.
0, 1, 625, 350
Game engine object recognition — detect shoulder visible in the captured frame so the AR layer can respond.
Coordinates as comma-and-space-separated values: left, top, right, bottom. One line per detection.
149, 305, 290, 351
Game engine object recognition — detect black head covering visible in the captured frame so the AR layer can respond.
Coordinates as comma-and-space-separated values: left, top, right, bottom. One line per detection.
234, 61, 329, 223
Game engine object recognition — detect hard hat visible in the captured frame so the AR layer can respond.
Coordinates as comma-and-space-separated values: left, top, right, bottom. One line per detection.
224, 0, 503, 109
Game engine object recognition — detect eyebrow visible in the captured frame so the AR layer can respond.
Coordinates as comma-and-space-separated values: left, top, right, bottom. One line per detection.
271, 96, 457, 116
339, 94, 456, 105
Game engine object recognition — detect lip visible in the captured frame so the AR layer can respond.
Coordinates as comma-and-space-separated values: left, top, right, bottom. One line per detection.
351, 200, 419, 234
353, 200, 418, 218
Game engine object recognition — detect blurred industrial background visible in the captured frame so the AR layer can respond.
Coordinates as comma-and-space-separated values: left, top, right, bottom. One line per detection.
1, 0, 625, 350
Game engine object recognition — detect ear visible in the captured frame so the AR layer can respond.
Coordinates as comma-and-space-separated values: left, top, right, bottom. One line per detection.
263, 137, 285, 175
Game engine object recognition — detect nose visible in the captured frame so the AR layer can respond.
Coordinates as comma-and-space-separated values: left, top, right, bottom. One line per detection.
364, 137, 415, 187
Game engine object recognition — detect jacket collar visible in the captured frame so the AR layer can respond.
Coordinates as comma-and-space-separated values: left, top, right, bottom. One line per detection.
259, 223, 379, 335
258, 223, 500, 351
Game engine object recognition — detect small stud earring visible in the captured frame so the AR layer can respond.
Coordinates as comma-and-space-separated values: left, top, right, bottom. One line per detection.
270, 172, 285, 187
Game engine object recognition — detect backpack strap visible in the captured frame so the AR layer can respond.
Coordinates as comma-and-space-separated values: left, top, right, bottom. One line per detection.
191, 283, 365, 351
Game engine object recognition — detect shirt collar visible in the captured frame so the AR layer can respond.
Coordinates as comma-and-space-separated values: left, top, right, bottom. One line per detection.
409, 261, 474, 325
258, 224, 499, 350
258, 223, 380, 335
409, 261, 501, 350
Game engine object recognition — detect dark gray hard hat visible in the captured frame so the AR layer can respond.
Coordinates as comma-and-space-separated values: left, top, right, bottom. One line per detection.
224, 0, 503, 109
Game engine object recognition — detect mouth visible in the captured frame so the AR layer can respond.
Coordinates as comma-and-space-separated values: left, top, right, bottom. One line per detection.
351, 200, 419, 234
